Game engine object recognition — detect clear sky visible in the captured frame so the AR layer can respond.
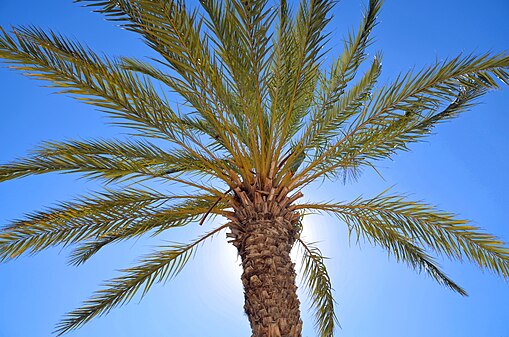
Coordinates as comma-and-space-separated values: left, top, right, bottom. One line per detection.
0, 1, 508, 336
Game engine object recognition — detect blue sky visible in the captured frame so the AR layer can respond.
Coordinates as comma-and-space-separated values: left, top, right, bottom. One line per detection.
1, 1, 508, 336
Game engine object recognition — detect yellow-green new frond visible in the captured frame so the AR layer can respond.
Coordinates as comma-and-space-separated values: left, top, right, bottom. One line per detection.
55, 224, 228, 336
199, 0, 276, 174
297, 237, 338, 337
271, 0, 335, 156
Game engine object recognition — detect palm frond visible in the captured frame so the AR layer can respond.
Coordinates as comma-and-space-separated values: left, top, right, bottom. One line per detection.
297, 237, 338, 337
355, 220, 468, 295
0, 26, 245, 184
283, 54, 382, 178
67, 195, 228, 266
310, 0, 381, 120
271, 0, 335, 160
0, 26, 182, 140
75, 0, 254, 178
55, 224, 228, 335
0, 189, 221, 262
335, 0, 381, 85
295, 53, 509, 187
120, 56, 251, 180
297, 192, 509, 285
273, 0, 381, 183
0, 138, 187, 183
316, 84, 485, 182
199, 0, 276, 175
297, 208, 467, 296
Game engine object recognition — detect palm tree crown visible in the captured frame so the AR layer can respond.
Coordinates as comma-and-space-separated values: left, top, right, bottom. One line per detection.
1, 0, 508, 336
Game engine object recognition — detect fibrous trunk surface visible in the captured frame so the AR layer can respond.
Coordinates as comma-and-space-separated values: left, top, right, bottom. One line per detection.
228, 185, 303, 337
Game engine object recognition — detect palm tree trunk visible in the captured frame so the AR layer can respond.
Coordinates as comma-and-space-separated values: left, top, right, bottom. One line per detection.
228, 192, 303, 337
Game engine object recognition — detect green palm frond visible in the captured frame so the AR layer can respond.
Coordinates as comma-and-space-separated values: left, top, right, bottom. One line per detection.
312, 55, 383, 148
0, 26, 242, 183
120, 56, 251, 159
199, 0, 276, 174
297, 192, 509, 286
296, 53, 509, 186
271, 0, 335, 160
0, 137, 241, 188
277, 0, 381, 180
0, 26, 182, 140
75, 1, 255, 177
284, 55, 382, 178
297, 237, 338, 337
67, 236, 120, 266
67, 195, 228, 266
0, 139, 176, 183
357, 220, 468, 295
55, 224, 228, 336
314, 0, 380, 113
334, 0, 381, 85
315, 84, 486, 182
0, 189, 222, 263
298, 208, 467, 296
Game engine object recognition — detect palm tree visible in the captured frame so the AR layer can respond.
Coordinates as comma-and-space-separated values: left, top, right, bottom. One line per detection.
1, 0, 508, 336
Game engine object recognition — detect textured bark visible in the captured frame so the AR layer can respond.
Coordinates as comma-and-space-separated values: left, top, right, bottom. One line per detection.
228, 186, 303, 337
